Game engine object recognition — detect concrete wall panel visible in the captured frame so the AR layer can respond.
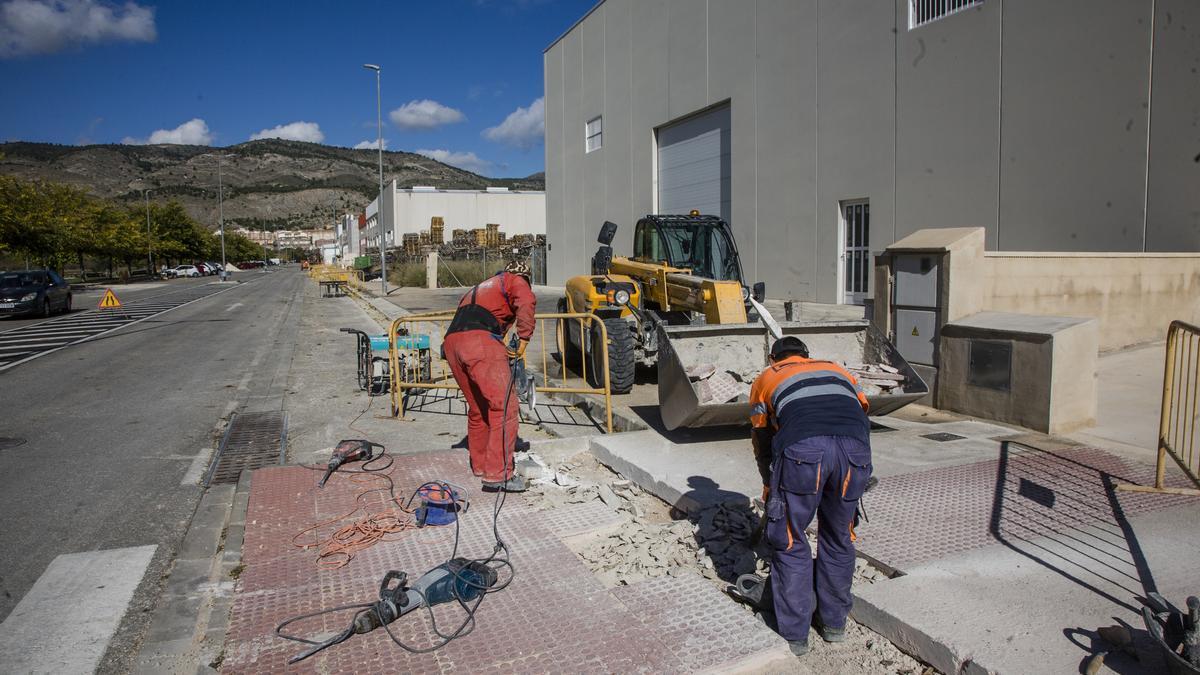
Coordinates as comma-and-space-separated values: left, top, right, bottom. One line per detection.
603, 0, 635, 261
666, 0, 709, 121
1000, 0, 1151, 251
895, 0, 999, 247
1147, 0, 1200, 251
561, 29, 586, 285
816, 0, 897, 303
544, 48, 566, 281
754, 0, 815, 297
629, 0, 671, 256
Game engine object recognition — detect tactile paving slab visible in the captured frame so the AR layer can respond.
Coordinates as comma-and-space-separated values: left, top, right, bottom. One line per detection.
611, 573, 788, 672
223, 449, 785, 673
855, 444, 1198, 571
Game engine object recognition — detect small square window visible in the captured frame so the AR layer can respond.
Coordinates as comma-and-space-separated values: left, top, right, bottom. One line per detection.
586, 115, 602, 153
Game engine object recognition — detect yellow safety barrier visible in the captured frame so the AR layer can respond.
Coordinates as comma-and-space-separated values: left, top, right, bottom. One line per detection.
1118, 320, 1200, 496
307, 265, 366, 297
386, 311, 614, 433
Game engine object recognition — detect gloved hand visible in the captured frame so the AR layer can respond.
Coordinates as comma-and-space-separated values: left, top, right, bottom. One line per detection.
506, 338, 529, 360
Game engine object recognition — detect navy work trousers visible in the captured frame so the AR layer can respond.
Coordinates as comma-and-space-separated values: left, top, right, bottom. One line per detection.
765, 434, 872, 642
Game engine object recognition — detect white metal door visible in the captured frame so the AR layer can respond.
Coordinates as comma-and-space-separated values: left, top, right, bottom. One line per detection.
657, 105, 731, 223
840, 200, 870, 305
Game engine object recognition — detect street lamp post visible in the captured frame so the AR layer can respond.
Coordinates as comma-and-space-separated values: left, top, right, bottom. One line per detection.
217, 154, 228, 280
142, 189, 154, 276
364, 63, 387, 295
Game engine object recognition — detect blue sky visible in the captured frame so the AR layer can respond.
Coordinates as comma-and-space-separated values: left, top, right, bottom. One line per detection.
0, 0, 595, 177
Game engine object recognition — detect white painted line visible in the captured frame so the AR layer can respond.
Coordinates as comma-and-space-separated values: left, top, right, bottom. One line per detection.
0, 545, 157, 674
225, 302, 244, 312
181, 447, 213, 486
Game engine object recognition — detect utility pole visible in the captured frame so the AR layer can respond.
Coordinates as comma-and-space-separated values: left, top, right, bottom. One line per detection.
218, 154, 228, 280
143, 189, 154, 276
364, 63, 387, 295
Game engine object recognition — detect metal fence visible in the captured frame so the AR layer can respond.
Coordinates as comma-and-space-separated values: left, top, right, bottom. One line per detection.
386, 311, 614, 433
1118, 320, 1200, 496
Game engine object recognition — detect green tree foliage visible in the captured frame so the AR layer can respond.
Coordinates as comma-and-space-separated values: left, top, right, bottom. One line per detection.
0, 175, 269, 274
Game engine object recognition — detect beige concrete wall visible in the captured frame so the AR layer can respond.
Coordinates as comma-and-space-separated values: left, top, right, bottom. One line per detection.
982, 253, 1200, 351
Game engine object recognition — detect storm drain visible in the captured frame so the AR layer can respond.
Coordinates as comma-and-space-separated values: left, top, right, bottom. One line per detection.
921, 432, 966, 442
205, 411, 287, 485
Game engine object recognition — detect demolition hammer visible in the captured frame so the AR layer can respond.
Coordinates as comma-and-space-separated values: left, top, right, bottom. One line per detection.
284, 558, 499, 663
318, 439, 385, 487
507, 335, 537, 415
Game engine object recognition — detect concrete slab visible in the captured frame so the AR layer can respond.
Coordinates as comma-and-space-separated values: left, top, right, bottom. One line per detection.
1070, 341, 1165, 454
854, 500, 1200, 674
0, 545, 156, 674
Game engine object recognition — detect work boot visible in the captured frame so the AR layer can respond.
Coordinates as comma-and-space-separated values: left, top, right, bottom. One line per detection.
788, 638, 810, 656
514, 437, 531, 453
481, 475, 528, 493
815, 620, 846, 643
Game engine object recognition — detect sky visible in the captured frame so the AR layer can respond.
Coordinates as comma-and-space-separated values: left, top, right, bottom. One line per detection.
0, 0, 596, 178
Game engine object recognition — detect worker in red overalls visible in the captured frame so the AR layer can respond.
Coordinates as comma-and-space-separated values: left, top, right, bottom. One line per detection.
442, 260, 536, 492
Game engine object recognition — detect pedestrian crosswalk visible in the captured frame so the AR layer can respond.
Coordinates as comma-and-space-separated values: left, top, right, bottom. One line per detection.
0, 283, 238, 371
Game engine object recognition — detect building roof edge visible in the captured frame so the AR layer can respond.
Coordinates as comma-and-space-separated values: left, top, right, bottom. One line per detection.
544, 0, 605, 53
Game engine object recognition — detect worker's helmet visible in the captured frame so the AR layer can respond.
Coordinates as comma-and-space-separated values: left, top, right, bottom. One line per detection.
504, 259, 532, 281
769, 336, 809, 361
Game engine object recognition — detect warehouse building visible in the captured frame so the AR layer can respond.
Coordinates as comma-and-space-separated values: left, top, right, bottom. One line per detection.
543, 0, 1200, 303
364, 183, 546, 252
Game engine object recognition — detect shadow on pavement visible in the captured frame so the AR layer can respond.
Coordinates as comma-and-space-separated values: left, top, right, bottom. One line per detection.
989, 440, 1162, 673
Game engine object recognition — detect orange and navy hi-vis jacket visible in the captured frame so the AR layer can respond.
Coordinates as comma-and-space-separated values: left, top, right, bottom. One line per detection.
749, 355, 871, 450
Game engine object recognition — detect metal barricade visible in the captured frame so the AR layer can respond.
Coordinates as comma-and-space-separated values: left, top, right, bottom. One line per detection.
1117, 320, 1200, 496
386, 311, 614, 433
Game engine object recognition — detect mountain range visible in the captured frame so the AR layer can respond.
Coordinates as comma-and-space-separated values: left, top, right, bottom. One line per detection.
0, 139, 545, 231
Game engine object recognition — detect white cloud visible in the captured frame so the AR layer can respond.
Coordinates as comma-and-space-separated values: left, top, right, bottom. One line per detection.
389, 99, 465, 131
0, 0, 156, 58
122, 118, 212, 145
249, 121, 324, 143
482, 97, 543, 150
353, 138, 387, 150
415, 148, 494, 175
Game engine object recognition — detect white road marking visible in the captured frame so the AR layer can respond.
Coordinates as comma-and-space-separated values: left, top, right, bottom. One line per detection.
225, 302, 244, 312
0, 545, 157, 674
181, 447, 213, 486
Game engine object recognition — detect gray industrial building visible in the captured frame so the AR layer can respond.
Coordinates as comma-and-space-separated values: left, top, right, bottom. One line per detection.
543, 0, 1200, 304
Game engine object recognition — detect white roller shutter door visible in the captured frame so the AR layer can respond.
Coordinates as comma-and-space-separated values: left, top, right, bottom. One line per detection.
657, 105, 731, 222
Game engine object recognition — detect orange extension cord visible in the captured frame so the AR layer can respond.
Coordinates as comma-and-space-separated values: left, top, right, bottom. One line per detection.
292, 468, 417, 570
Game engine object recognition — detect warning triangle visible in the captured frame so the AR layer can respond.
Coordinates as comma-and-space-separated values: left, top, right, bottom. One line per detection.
911, 326, 920, 337
98, 289, 122, 309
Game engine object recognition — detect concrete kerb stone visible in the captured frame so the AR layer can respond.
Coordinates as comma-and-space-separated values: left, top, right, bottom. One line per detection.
133, 474, 250, 673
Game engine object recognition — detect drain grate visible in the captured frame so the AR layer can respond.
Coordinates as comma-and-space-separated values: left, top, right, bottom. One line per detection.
205, 411, 287, 485
921, 432, 966, 442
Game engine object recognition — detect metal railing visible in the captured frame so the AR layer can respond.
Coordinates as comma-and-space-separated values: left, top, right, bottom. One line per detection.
1117, 320, 1200, 496
386, 311, 614, 433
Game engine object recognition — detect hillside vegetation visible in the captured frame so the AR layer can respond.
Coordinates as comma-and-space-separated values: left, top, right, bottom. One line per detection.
0, 139, 544, 231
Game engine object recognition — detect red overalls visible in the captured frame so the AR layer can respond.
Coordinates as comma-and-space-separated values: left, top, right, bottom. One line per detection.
441, 273, 536, 482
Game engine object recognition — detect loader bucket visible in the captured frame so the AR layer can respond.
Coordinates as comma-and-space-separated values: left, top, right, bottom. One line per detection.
657, 320, 928, 430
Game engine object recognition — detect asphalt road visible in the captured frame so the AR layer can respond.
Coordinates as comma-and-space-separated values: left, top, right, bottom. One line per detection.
0, 267, 304, 671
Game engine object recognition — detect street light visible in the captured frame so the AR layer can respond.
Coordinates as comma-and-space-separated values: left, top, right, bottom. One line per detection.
217, 154, 228, 280
364, 63, 387, 295
142, 189, 154, 277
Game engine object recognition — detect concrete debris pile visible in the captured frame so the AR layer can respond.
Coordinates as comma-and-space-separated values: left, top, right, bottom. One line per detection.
687, 364, 755, 405
578, 519, 699, 586
843, 362, 906, 397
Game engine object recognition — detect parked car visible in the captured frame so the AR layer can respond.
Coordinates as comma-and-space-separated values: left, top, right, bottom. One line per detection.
196, 263, 212, 276
0, 270, 72, 318
172, 265, 200, 278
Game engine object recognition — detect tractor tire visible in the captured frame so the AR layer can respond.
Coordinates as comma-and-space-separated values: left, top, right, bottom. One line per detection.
588, 317, 636, 394
555, 297, 582, 371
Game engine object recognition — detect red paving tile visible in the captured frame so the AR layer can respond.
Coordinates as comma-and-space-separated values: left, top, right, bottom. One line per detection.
855, 444, 1199, 570
223, 449, 776, 673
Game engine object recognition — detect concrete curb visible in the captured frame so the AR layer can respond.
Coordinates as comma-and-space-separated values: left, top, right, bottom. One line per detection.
132, 470, 252, 675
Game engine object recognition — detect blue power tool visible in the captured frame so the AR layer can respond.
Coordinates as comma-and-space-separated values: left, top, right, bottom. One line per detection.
286, 558, 499, 664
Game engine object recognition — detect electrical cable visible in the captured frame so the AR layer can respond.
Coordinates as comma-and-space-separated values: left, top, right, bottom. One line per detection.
275, 347, 521, 659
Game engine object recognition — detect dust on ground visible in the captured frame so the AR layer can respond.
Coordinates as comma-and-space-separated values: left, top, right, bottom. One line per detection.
518, 444, 935, 675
